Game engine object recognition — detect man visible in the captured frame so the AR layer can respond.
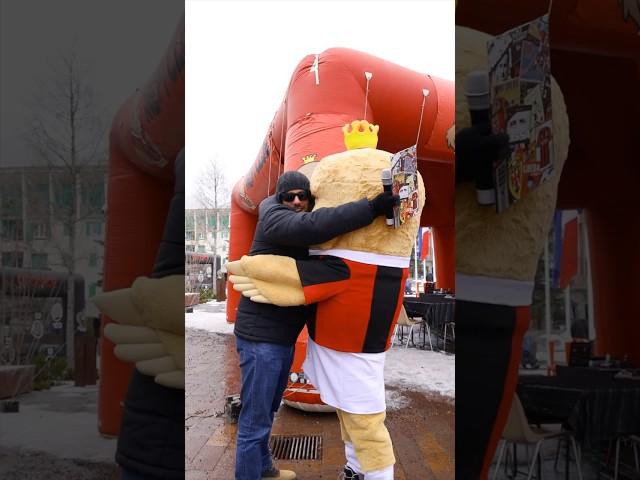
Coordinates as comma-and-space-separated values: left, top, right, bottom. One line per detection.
234, 170, 397, 480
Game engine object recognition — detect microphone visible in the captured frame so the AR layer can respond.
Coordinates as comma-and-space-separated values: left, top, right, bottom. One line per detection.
465, 70, 496, 206
381, 169, 394, 226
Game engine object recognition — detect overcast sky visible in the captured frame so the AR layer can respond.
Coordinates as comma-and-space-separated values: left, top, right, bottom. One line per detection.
186, 0, 454, 208
0, 0, 183, 167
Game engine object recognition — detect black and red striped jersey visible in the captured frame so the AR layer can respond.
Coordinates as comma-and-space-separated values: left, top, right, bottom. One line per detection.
296, 255, 408, 353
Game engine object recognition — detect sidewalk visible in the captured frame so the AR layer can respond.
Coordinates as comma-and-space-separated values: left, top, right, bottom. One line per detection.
0, 382, 118, 479
185, 301, 455, 479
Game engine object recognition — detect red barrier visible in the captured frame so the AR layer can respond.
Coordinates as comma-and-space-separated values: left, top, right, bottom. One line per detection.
99, 17, 184, 436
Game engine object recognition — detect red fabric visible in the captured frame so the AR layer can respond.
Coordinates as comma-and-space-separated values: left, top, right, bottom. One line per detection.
301, 258, 407, 353
420, 230, 431, 260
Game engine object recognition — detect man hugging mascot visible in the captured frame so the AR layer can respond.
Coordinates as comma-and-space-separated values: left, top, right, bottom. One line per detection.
228, 121, 425, 480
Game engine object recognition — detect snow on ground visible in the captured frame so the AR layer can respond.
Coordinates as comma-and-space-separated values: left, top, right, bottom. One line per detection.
188, 301, 455, 401
186, 302, 234, 335
385, 347, 455, 400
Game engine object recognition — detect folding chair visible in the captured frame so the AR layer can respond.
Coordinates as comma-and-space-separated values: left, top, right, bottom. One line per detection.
493, 394, 583, 480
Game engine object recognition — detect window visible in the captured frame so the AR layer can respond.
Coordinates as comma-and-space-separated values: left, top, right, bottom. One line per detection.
185, 230, 195, 241
2, 252, 23, 267
31, 253, 48, 270
0, 180, 22, 216
185, 245, 195, 252
89, 252, 98, 267
86, 221, 103, 237
89, 282, 97, 298
82, 181, 105, 211
197, 245, 206, 253
1, 219, 24, 241
29, 222, 50, 240
55, 180, 73, 210
198, 232, 205, 240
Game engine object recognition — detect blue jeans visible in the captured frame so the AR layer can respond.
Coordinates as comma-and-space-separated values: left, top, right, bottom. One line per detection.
235, 336, 294, 480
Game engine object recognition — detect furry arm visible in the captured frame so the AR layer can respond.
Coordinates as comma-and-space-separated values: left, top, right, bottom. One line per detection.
93, 275, 184, 389
227, 255, 305, 307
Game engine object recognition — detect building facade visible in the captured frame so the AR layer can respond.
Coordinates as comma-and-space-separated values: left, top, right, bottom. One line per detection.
184, 207, 231, 265
0, 165, 107, 319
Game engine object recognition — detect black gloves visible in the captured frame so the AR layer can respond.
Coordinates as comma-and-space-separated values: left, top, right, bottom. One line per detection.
455, 123, 510, 187
370, 191, 400, 216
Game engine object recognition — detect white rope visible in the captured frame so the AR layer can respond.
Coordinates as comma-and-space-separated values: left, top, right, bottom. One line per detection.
364, 71, 373, 121
415, 88, 430, 148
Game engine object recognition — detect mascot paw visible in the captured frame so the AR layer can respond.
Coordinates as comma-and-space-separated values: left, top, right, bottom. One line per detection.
226, 260, 246, 276
94, 275, 185, 390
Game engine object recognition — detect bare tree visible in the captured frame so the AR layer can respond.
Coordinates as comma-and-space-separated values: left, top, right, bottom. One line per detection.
194, 157, 229, 284
23, 46, 107, 366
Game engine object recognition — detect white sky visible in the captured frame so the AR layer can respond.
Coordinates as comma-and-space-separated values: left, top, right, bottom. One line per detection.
185, 0, 455, 208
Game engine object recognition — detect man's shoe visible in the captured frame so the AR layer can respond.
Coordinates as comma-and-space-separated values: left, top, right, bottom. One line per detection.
261, 466, 297, 479
338, 465, 364, 480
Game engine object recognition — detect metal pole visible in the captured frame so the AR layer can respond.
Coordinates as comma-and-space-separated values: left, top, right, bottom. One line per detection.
581, 211, 596, 341
544, 240, 552, 365
414, 239, 419, 296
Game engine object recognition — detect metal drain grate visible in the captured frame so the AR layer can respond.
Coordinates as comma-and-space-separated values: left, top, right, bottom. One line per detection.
269, 435, 322, 460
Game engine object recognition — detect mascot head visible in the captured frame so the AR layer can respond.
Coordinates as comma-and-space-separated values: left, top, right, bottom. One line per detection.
455, 26, 570, 282
310, 120, 425, 258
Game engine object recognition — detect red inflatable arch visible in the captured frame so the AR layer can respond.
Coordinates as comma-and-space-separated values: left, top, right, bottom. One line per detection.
98, 18, 184, 435
458, 0, 640, 371
227, 48, 454, 409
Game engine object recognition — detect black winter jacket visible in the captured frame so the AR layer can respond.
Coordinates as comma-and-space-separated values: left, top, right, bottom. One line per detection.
234, 195, 377, 345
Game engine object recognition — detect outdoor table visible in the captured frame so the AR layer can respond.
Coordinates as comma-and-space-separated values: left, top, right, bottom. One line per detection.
403, 294, 454, 350
517, 373, 640, 448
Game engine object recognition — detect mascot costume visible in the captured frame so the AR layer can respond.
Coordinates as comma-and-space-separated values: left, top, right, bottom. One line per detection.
454, 26, 569, 479
228, 120, 425, 480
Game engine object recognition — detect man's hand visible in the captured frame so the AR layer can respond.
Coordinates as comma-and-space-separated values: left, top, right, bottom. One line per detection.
370, 191, 400, 216
455, 124, 509, 185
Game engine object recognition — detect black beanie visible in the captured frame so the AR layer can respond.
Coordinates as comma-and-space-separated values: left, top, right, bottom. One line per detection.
276, 171, 310, 203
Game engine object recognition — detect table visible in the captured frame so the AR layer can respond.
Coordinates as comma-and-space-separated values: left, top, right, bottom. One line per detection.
403, 295, 454, 351
517, 374, 640, 448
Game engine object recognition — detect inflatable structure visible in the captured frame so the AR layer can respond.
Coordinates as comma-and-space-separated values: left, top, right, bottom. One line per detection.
457, 0, 640, 391
227, 48, 454, 410
98, 18, 184, 435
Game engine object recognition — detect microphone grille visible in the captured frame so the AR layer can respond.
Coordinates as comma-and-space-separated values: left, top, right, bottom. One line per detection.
465, 70, 490, 110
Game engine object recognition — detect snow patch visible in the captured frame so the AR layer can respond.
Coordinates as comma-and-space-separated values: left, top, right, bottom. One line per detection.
186, 304, 234, 335
385, 389, 411, 410
187, 301, 455, 399
385, 347, 455, 399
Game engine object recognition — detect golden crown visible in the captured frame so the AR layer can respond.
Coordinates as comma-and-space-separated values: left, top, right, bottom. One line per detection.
342, 120, 379, 150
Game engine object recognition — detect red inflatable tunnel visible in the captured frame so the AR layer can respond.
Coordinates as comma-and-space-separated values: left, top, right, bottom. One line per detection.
98, 18, 184, 436
227, 48, 454, 410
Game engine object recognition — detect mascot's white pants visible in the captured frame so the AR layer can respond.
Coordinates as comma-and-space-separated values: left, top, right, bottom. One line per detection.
337, 409, 395, 479
304, 340, 394, 478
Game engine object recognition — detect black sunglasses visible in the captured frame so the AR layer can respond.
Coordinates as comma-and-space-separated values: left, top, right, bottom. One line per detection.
281, 191, 309, 202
